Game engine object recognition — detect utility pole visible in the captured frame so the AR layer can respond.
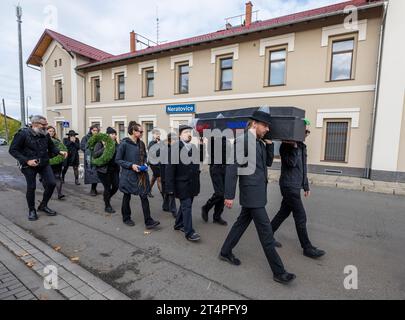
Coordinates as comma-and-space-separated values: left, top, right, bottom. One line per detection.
2, 99, 10, 143
26, 95, 31, 124
16, 5, 26, 128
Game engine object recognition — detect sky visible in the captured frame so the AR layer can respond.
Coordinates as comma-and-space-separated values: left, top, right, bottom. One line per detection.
0, 0, 344, 120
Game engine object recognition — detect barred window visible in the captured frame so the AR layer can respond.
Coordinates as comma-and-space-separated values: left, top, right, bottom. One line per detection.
324, 121, 349, 162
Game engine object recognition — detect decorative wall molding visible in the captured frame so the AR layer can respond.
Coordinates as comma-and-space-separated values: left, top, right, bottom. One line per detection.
321, 19, 368, 47
211, 44, 239, 64
138, 60, 158, 75
170, 53, 193, 70
316, 108, 361, 128
259, 33, 295, 56
111, 66, 128, 79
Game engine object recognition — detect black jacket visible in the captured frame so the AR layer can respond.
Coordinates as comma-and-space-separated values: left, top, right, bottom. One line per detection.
93, 141, 120, 174
116, 137, 149, 196
63, 137, 80, 166
165, 140, 201, 200
9, 128, 60, 168
279, 142, 310, 191
224, 131, 274, 208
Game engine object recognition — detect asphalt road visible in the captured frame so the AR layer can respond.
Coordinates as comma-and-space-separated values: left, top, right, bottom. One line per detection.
0, 145, 404, 300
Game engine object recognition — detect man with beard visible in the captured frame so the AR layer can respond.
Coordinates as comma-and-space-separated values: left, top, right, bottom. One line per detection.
9, 115, 68, 221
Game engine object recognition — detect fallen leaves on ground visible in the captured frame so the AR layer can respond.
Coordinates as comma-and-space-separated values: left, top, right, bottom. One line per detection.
70, 257, 80, 263
26, 261, 35, 268
53, 246, 61, 252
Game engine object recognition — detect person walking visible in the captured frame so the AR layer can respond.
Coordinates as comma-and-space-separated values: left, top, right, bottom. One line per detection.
271, 121, 325, 259
160, 133, 177, 218
9, 115, 67, 221
219, 110, 296, 285
62, 130, 81, 185
81, 125, 100, 196
115, 121, 160, 229
47, 126, 66, 200
93, 127, 120, 214
201, 136, 231, 226
165, 125, 202, 242
148, 129, 162, 198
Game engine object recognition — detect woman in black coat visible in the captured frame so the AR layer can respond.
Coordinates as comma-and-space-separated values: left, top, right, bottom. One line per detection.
115, 121, 160, 229
81, 125, 100, 196
93, 127, 120, 214
62, 130, 81, 185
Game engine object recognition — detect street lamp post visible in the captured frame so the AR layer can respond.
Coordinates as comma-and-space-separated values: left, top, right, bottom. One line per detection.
26, 96, 31, 124
16, 5, 26, 128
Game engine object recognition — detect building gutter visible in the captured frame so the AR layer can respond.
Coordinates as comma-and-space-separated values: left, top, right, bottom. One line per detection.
365, 0, 389, 179
76, 1, 386, 71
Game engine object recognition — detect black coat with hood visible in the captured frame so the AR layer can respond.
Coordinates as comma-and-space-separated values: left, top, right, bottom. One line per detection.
80, 131, 100, 184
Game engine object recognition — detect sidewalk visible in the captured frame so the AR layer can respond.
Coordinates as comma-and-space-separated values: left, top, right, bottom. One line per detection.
268, 170, 405, 196
0, 213, 130, 300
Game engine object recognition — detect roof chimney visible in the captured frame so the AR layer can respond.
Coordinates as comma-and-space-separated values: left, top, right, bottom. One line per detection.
245, 2, 253, 27
130, 31, 136, 53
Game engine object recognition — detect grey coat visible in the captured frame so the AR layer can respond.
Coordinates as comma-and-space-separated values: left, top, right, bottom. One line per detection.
80, 133, 100, 185
224, 131, 274, 208
115, 137, 150, 196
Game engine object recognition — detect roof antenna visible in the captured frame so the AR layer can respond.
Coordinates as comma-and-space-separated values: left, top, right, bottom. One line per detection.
156, 6, 160, 45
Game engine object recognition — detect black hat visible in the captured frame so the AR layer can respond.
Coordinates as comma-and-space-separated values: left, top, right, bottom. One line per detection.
66, 130, 79, 136
106, 127, 117, 135
179, 124, 193, 135
250, 110, 272, 126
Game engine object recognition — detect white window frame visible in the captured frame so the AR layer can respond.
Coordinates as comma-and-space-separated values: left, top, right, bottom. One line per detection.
88, 117, 103, 128
88, 71, 103, 83
112, 66, 128, 79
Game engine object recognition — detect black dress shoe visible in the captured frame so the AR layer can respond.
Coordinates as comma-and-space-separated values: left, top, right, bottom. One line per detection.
38, 205, 57, 216
90, 189, 97, 196
145, 220, 160, 229
124, 220, 135, 227
174, 225, 185, 232
28, 210, 38, 221
201, 206, 209, 222
148, 192, 154, 198
274, 240, 282, 248
219, 252, 241, 266
186, 233, 201, 242
105, 206, 116, 214
58, 194, 66, 200
213, 218, 228, 226
273, 272, 296, 284
303, 246, 326, 259
75, 179, 81, 186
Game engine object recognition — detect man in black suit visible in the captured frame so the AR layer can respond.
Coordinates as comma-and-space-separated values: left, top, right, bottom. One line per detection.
219, 110, 296, 285
271, 124, 325, 259
165, 125, 202, 242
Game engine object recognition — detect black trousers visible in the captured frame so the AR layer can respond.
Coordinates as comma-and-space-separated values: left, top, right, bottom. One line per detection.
271, 187, 312, 249
221, 207, 286, 276
121, 193, 153, 225
175, 197, 195, 238
62, 165, 79, 180
51, 164, 63, 197
22, 165, 56, 211
204, 165, 225, 219
162, 193, 177, 214
97, 171, 119, 207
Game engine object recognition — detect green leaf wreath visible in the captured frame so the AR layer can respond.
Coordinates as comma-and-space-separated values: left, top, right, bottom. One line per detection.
88, 133, 116, 167
49, 138, 67, 166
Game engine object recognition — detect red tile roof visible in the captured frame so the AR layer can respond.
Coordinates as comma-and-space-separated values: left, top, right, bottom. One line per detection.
27, 29, 113, 66
28, 0, 383, 69
77, 0, 383, 70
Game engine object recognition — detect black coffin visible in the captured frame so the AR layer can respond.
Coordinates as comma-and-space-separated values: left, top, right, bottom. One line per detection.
195, 106, 306, 141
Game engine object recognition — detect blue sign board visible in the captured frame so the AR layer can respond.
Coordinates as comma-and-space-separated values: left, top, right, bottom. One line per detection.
62, 121, 70, 128
166, 104, 195, 114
